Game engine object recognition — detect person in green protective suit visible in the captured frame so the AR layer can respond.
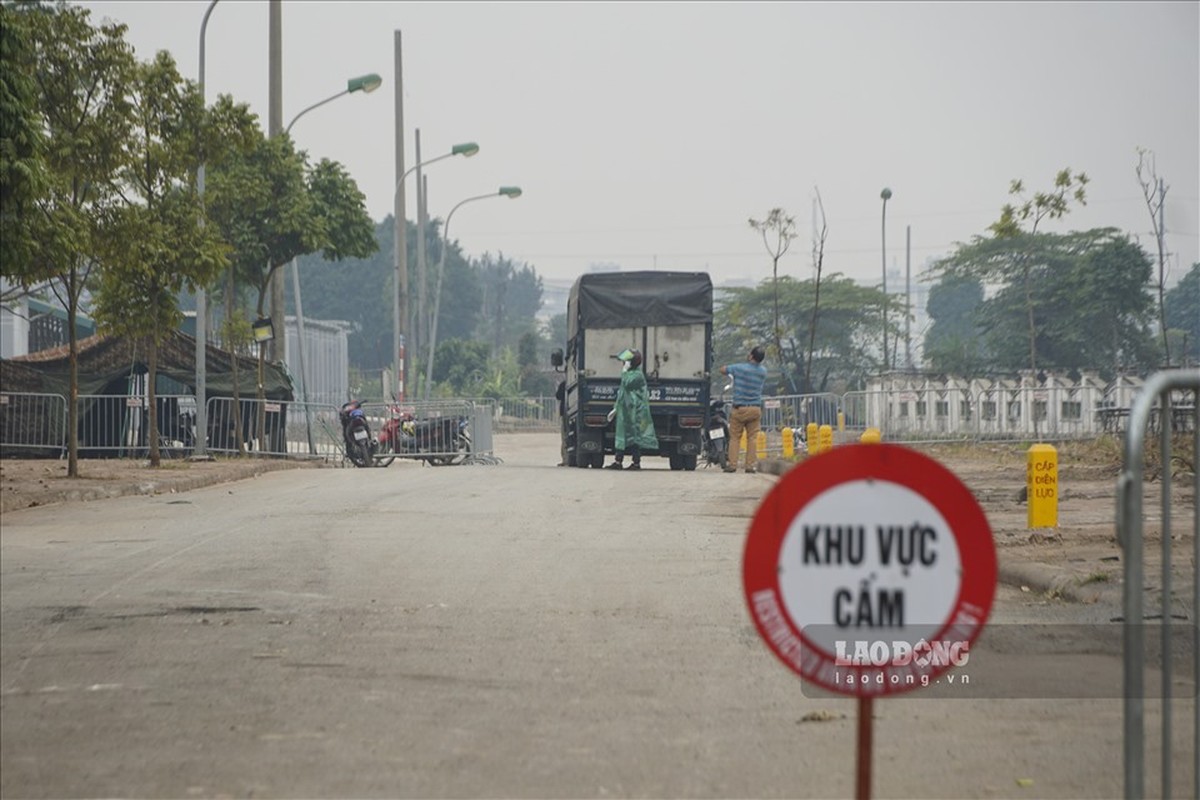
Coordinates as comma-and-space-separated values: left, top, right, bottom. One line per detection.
605, 348, 658, 470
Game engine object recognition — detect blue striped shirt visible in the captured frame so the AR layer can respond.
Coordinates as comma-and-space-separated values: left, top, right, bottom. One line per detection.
725, 362, 767, 407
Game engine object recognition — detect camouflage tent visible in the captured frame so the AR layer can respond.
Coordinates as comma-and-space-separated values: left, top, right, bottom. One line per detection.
0, 330, 293, 399
0, 331, 294, 456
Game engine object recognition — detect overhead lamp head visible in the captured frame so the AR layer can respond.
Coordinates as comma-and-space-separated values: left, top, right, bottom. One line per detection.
348, 73, 383, 94
880, 187, 893, 201
451, 142, 480, 158
252, 317, 275, 343
499, 186, 522, 198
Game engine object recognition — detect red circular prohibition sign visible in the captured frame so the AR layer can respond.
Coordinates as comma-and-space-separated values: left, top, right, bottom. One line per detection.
742, 443, 997, 697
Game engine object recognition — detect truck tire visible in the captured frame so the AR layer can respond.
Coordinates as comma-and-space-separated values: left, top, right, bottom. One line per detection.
683, 454, 698, 471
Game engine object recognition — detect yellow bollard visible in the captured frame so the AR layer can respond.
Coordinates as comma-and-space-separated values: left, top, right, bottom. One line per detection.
756, 430, 767, 460
781, 426, 794, 458
1027, 443, 1058, 528
837, 411, 845, 432
818, 424, 833, 454
860, 427, 882, 444
806, 423, 818, 454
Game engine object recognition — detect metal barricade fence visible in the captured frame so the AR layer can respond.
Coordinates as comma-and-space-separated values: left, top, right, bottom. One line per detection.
343, 399, 496, 466
73, 393, 198, 458
1117, 371, 1198, 799
280, 400, 343, 459
475, 395, 558, 432
206, 396, 297, 458
0, 392, 68, 457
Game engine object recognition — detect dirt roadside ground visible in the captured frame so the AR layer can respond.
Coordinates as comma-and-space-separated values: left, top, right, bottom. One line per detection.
1, 437, 1194, 607
0, 454, 323, 513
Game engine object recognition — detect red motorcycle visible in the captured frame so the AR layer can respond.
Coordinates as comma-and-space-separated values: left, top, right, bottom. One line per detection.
376, 405, 471, 467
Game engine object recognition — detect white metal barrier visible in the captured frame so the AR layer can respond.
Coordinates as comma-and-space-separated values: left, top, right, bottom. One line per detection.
1117, 371, 1198, 799
0, 392, 68, 456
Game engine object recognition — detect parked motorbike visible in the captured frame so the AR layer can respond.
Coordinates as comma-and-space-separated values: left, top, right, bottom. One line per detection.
703, 395, 730, 469
339, 400, 376, 468
376, 406, 471, 467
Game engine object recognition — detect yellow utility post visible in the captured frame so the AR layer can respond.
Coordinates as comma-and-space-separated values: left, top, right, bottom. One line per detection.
781, 426, 794, 458
806, 423, 818, 453
818, 424, 833, 454
837, 410, 845, 432
1027, 443, 1058, 528
756, 430, 767, 460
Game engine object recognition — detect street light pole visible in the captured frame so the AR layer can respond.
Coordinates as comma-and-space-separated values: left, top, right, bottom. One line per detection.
425, 187, 522, 400
391, 141, 480, 400
392, 30, 405, 402
284, 74, 381, 136
283, 73, 382, 453
880, 187, 892, 373
194, 0, 219, 459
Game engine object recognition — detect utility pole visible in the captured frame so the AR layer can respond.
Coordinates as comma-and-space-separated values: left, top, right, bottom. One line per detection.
415, 129, 427, 367
267, 0, 284, 363
392, 29, 406, 400
905, 225, 912, 370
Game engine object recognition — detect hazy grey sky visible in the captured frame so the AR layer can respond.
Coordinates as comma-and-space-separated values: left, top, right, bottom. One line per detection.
78, 1, 1199, 289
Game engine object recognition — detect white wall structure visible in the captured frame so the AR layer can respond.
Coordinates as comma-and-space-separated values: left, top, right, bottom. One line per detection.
1, 296, 30, 359
841, 371, 1168, 439
283, 316, 352, 408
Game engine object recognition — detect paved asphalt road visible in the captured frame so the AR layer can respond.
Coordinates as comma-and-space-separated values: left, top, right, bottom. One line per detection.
1, 434, 1194, 799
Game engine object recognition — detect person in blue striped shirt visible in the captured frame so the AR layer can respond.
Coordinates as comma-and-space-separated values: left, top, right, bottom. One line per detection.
719, 346, 767, 473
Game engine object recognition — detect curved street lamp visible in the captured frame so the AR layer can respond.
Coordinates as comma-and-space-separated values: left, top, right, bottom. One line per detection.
285, 73, 382, 135
392, 142, 479, 400
282, 74, 383, 453
194, 0, 220, 458
880, 187, 893, 373
424, 186, 523, 400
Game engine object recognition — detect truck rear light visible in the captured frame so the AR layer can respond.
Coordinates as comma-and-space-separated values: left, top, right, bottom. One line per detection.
584, 414, 609, 427
679, 416, 703, 428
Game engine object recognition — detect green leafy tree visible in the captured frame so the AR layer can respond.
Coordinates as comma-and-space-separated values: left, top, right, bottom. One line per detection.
748, 207, 797, 371
430, 337, 490, 395
929, 229, 1155, 376
546, 313, 567, 351
517, 329, 555, 395
470, 347, 522, 400
429, 228, 482, 344
0, 1, 49, 286
476, 253, 542, 357
1042, 230, 1155, 372
1164, 263, 1199, 364
293, 215, 397, 370
8, 1, 136, 476
715, 274, 888, 395
923, 274, 988, 376
90, 51, 229, 466
206, 128, 375, 445
985, 169, 1089, 379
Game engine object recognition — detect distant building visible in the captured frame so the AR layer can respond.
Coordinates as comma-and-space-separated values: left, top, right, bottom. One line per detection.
1, 290, 97, 358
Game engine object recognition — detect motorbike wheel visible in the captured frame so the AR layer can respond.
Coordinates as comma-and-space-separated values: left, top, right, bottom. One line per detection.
376, 436, 397, 468
346, 422, 373, 468
428, 432, 471, 467
711, 437, 727, 469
